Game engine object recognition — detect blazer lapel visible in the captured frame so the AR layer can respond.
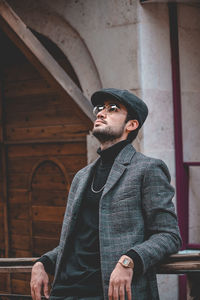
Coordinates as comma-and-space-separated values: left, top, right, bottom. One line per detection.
102, 143, 136, 197
68, 158, 99, 225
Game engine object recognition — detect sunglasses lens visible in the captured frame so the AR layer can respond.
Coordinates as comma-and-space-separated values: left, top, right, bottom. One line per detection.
107, 104, 118, 112
93, 105, 104, 116
93, 104, 119, 116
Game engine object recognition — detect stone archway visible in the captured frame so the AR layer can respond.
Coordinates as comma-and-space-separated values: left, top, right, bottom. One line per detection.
6, 0, 102, 99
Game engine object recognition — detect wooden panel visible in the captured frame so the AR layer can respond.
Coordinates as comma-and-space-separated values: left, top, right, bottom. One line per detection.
9, 203, 29, 220
32, 206, 65, 222
10, 220, 29, 235
8, 173, 29, 189
8, 154, 86, 174
32, 175, 66, 190
7, 142, 86, 158
4, 78, 55, 98
0, 9, 89, 295
10, 249, 32, 258
11, 278, 30, 294
9, 190, 28, 204
0, 1, 94, 122
32, 237, 58, 255
32, 221, 62, 238
9, 189, 68, 207
12, 273, 31, 281
6, 123, 88, 141
10, 235, 30, 251
31, 190, 67, 206
34, 162, 64, 175
0, 203, 5, 256
5, 93, 60, 113
6, 102, 82, 126
0, 274, 8, 292
3, 62, 40, 82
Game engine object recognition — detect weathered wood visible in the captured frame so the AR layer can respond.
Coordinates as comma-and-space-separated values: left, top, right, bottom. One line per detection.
3, 61, 40, 82
4, 78, 55, 98
5, 93, 60, 112
31, 176, 66, 190
10, 250, 32, 258
0, 294, 33, 299
6, 123, 88, 141
158, 261, 200, 274
8, 190, 28, 204
10, 220, 30, 235
32, 237, 58, 255
31, 190, 68, 206
0, 258, 36, 264
8, 174, 29, 189
9, 189, 67, 206
32, 206, 65, 222
0, 19, 89, 295
6, 105, 82, 126
0, 274, 8, 291
32, 222, 62, 238
11, 278, 31, 294
7, 142, 86, 158
8, 155, 86, 175
9, 204, 29, 220
0, 0, 94, 123
0, 266, 32, 273
0, 64, 11, 293
10, 235, 30, 251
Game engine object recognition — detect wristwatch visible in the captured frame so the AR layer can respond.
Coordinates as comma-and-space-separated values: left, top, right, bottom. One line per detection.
118, 255, 134, 269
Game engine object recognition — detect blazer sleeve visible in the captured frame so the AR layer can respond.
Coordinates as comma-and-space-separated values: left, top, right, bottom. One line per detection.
131, 158, 182, 274
35, 246, 60, 274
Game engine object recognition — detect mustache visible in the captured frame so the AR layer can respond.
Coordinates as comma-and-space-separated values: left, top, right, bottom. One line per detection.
95, 118, 107, 125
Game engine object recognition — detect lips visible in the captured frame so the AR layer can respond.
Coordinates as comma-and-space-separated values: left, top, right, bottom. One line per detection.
94, 119, 107, 126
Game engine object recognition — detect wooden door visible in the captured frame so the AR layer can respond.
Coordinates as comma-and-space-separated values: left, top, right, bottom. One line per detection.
0, 29, 91, 295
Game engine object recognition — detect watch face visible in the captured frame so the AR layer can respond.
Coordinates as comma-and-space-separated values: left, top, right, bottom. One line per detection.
123, 258, 130, 266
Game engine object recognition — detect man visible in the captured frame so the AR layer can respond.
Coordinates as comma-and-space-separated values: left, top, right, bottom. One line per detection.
30, 88, 182, 300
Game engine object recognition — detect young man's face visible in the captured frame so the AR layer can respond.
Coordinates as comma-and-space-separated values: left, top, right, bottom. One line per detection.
92, 100, 129, 143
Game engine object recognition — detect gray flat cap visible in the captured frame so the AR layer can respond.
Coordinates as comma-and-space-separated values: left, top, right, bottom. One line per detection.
91, 88, 148, 128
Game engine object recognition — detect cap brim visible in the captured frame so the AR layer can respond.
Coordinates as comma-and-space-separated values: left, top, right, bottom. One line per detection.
91, 91, 124, 107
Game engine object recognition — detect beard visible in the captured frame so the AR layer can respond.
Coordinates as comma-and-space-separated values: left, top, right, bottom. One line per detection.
92, 122, 126, 143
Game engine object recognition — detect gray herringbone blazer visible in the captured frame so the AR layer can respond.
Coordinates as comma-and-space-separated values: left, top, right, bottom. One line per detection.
45, 144, 182, 300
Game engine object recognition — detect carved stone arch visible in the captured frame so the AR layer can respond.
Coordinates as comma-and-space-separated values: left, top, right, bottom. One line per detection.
10, 2, 102, 98
29, 158, 69, 256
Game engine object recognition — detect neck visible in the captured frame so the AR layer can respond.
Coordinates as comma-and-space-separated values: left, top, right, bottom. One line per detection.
100, 137, 127, 151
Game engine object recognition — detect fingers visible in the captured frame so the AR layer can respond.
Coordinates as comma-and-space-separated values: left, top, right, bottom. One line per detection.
119, 284, 125, 300
30, 281, 41, 300
108, 263, 133, 300
30, 262, 49, 300
43, 280, 50, 299
108, 281, 113, 300
108, 280, 126, 300
113, 283, 119, 300
125, 282, 132, 300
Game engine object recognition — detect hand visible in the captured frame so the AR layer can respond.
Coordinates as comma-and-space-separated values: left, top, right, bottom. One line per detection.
30, 262, 50, 300
108, 261, 133, 300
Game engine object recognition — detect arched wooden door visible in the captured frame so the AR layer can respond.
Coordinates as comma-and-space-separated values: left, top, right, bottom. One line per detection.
30, 160, 69, 257
0, 28, 90, 295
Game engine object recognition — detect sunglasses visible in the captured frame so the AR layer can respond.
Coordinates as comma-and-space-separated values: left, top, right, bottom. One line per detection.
93, 103, 120, 116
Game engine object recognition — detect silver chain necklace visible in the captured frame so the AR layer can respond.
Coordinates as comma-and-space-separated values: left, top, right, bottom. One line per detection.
91, 172, 106, 193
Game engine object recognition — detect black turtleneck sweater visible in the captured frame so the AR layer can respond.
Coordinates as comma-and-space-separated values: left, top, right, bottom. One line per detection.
38, 140, 142, 298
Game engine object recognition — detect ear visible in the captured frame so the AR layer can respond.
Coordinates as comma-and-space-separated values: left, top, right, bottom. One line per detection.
126, 119, 139, 133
